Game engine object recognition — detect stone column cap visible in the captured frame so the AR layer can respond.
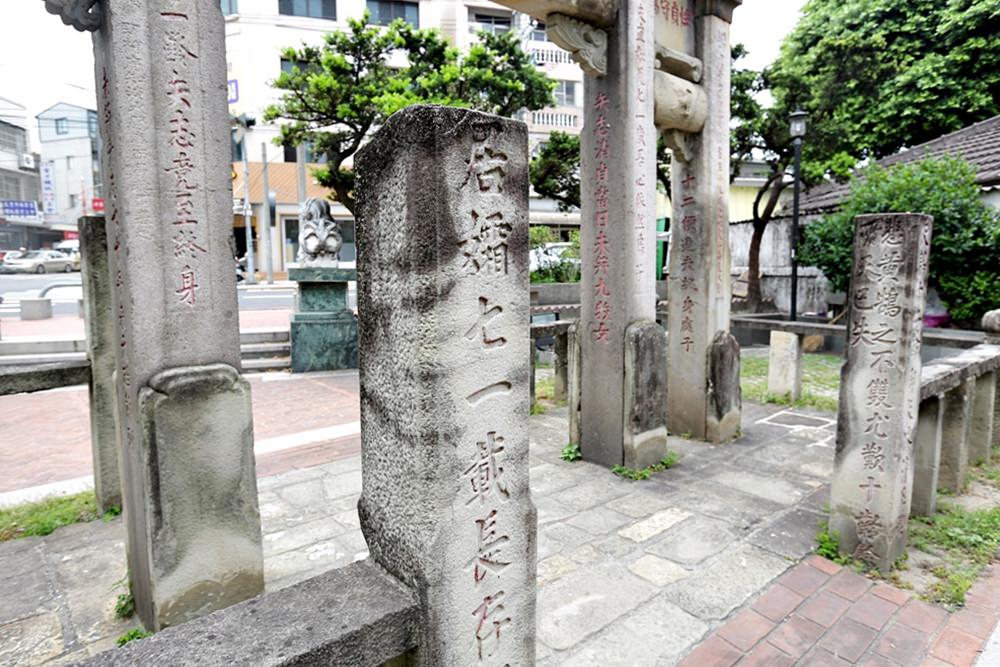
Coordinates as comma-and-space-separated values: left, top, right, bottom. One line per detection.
695, 0, 743, 23
289, 266, 358, 283
983, 309, 1000, 335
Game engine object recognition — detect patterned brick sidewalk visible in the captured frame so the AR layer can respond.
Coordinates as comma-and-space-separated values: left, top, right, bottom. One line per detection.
679, 556, 1000, 667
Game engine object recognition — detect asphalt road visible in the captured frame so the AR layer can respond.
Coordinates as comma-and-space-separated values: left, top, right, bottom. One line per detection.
0, 274, 295, 319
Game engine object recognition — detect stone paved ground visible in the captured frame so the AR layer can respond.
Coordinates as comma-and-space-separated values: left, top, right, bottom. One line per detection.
1, 392, 998, 665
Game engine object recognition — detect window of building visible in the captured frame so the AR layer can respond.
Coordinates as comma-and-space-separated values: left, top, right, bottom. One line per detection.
278, 0, 336, 20
280, 57, 318, 74
0, 124, 22, 154
88, 114, 98, 137
55, 118, 69, 135
473, 12, 511, 35
553, 81, 577, 107
366, 0, 418, 26
531, 21, 547, 41
0, 175, 19, 200
283, 142, 327, 163
221, 0, 238, 14
69, 193, 77, 208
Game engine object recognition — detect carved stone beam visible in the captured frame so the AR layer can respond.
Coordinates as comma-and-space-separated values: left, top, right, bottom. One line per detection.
489, 0, 616, 28
654, 71, 707, 163
545, 13, 609, 77
42, 0, 101, 32
655, 45, 702, 83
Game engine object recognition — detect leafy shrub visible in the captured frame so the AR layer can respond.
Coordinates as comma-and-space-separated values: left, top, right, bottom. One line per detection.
799, 157, 1000, 326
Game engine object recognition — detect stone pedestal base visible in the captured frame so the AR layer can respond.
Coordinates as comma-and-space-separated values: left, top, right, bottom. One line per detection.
131, 364, 263, 630
289, 267, 358, 373
767, 331, 803, 401
623, 321, 668, 469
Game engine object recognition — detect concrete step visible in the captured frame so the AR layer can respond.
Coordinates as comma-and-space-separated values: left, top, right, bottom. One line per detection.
239, 328, 289, 344
0, 328, 290, 357
240, 342, 291, 359
242, 356, 291, 372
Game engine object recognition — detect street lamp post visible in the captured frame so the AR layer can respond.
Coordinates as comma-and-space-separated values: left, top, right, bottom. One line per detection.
789, 110, 807, 322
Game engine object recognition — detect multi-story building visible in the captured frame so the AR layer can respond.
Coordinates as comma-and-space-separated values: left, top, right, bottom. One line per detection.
0, 98, 60, 250
35, 102, 103, 227
222, 0, 585, 276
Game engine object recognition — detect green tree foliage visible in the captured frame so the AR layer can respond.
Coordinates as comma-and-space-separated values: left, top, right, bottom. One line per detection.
767, 0, 1000, 181
799, 157, 1000, 326
265, 14, 554, 213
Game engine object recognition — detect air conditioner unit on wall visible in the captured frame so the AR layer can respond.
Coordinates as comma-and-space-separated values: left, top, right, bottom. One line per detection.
19, 154, 35, 170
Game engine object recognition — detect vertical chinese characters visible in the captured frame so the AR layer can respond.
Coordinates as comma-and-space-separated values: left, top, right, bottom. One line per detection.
592, 91, 612, 344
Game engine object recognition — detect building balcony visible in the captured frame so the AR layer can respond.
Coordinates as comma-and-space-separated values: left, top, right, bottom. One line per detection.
528, 107, 582, 132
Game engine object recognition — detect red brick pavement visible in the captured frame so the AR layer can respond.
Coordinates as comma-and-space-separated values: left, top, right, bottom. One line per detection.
678, 556, 1000, 667
0, 368, 359, 492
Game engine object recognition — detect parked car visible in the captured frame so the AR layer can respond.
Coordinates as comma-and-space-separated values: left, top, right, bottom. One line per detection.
2, 250, 75, 274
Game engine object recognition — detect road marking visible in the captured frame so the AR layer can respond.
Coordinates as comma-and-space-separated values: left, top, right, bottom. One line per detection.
254, 421, 360, 455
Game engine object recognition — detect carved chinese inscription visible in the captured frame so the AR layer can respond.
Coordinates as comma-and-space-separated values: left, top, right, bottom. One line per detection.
831, 214, 932, 572
675, 173, 698, 353
591, 91, 612, 344
160, 8, 208, 307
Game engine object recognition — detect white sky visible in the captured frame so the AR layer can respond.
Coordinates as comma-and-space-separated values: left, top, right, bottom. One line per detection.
0, 0, 806, 153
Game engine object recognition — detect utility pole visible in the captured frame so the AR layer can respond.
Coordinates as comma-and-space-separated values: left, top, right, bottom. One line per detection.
240, 130, 256, 284
260, 143, 274, 284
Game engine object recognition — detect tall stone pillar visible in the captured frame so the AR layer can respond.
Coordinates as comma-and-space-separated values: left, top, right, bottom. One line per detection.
666, 0, 742, 443
79, 215, 120, 513
84, 0, 263, 630
355, 106, 536, 666
830, 213, 932, 573
578, 0, 663, 467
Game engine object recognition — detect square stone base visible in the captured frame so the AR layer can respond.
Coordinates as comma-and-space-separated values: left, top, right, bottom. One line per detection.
290, 315, 358, 373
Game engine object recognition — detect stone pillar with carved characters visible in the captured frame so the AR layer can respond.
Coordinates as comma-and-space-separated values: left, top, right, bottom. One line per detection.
664, 0, 743, 443
355, 105, 536, 667
44, 0, 265, 630
830, 213, 932, 573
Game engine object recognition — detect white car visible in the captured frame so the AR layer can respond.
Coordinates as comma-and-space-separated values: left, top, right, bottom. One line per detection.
2, 250, 76, 274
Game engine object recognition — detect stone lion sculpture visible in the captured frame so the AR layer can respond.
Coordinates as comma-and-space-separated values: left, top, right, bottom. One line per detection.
297, 197, 343, 266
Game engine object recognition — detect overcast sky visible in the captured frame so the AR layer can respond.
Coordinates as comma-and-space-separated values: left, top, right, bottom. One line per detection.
1, 0, 805, 153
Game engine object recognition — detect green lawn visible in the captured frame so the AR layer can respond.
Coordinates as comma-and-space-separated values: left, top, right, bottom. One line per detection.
0, 491, 104, 541
740, 352, 842, 413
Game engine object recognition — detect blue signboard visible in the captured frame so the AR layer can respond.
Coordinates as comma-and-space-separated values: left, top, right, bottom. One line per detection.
2, 200, 38, 218
228, 79, 239, 105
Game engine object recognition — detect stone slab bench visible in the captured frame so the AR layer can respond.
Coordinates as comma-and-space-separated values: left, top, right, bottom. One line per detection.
912, 343, 1000, 516
78, 560, 419, 666
0, 359, 91, 396
732, 314, 986, 349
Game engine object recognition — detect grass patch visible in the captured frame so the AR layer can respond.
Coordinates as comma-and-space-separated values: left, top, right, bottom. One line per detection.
612, 451, 680, 481
530, 402, 547, 415
0, 491, 102, 541
740, 352, 841, 412
909, 503, 1000, 606
116, 628, 153, 647
560, 442, 582, 462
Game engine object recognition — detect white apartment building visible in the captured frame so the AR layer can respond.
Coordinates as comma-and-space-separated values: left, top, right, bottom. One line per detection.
35, 102, 103, 227
0, 98, 66, 250
223, 0, 584, 275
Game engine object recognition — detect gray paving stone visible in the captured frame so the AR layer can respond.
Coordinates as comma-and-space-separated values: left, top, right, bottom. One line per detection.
565, 507, 633, 535
646, 514, 739, 565
263, 516, 347, 558
605, 488, 680, 518
549, 476, 634, 511
531, 462, 581, 497
49, 534, 131, 645
628, 555, 691, 587
562, 595, 707, 666
662, 544, 791, 620
0, 612, 65, 665
749, 507, 824, 559
708, 469, 811, 506
537, 564, 658, 651
538, 523, 594, 560
670, 482, 785, 531
321, 470, 362, 499
275, 477, 328, 509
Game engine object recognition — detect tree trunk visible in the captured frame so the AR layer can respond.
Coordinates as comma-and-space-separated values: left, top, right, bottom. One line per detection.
746, 219, 767, 312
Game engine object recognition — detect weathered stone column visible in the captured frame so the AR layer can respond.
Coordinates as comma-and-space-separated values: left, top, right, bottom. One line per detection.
574, 0, 664, 467
938, 379, 974, 494
79, 215, 120, 513
553, 329, 569, 403
355, 106, 536, 666
911, 395, 943, 517
87, 0, 263, 630
970, 372, 996, 465
830, 213, 932, 572
666, 0, 742, 442
984, 311, 1000, 449
568, 322, 582, 447
767, 330, 803, 401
